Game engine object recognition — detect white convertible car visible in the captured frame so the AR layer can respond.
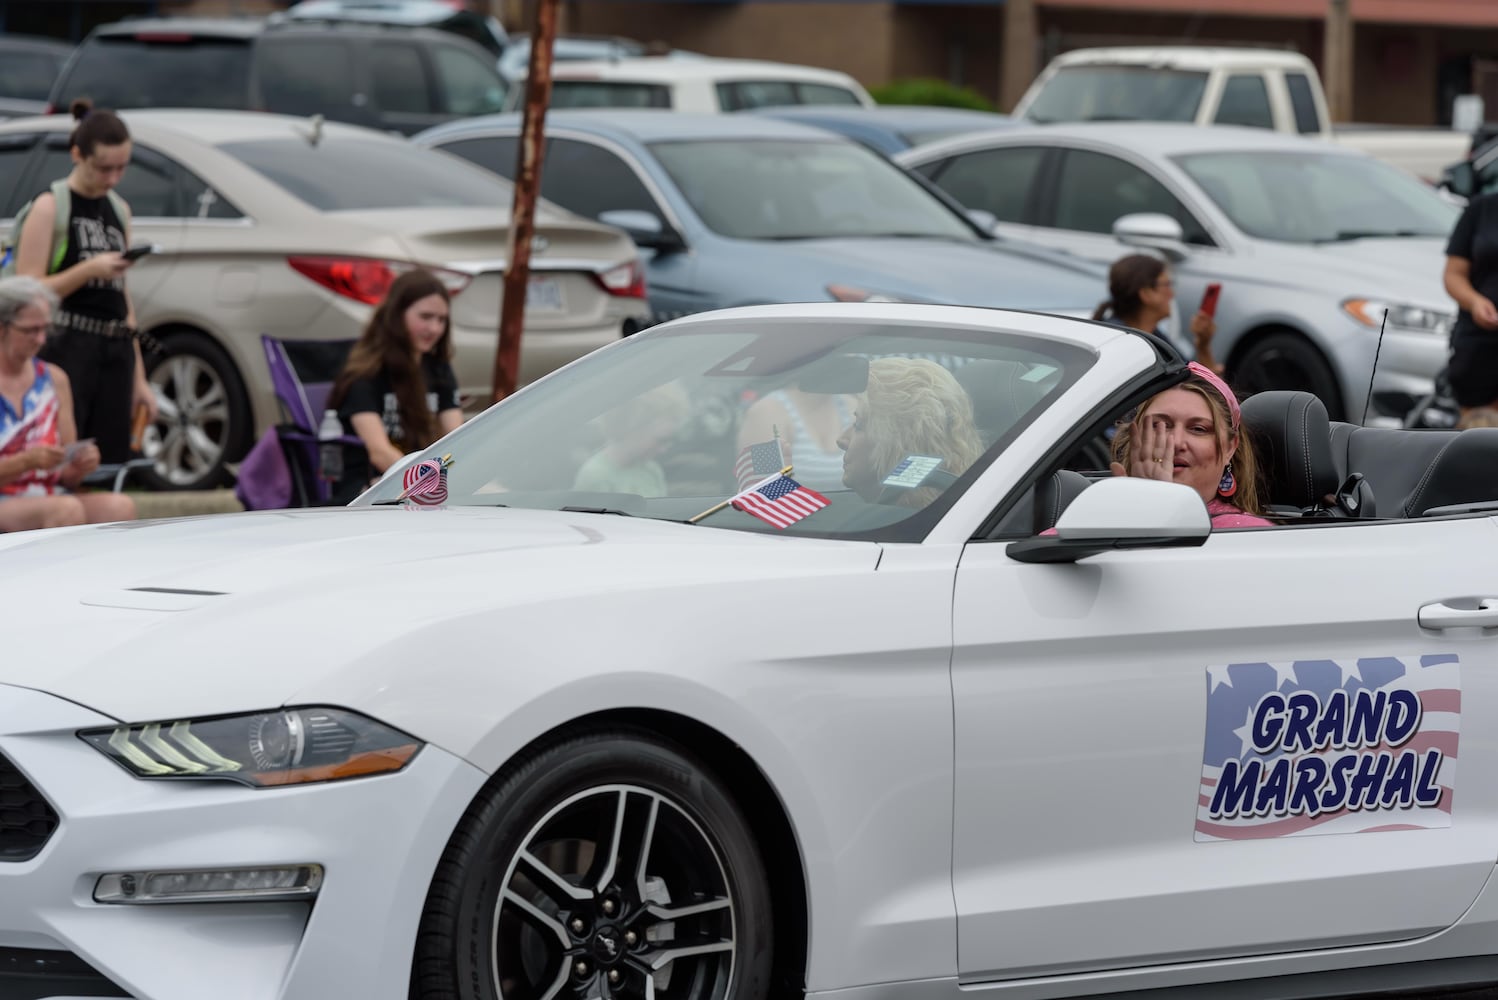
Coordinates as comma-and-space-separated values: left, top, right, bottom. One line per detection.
4, 303, 1498, 1000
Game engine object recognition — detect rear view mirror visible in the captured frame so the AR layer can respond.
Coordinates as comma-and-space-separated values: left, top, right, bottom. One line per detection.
1006, 477, 1210, 563
1442, 159, 1476, 199
1113, 212, 1188, 262
598, 209, 686, 253
965, 208, 999, 235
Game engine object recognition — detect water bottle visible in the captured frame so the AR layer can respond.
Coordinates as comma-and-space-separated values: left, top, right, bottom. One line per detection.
317, 409, 343, 485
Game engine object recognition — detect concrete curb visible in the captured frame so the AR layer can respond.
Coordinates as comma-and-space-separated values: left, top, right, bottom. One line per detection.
129, 489, 244, 520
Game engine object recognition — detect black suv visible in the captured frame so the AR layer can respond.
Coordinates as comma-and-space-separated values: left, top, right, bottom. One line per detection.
47, 16, 508, 135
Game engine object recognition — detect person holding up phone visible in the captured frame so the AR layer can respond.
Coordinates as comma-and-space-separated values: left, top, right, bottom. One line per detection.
1092, 253, 1223, 375
12, 99, 158, 467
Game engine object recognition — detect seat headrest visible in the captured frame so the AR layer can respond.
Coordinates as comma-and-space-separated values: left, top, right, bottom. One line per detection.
955, 360, 1051, 446
1240, 391, 1339, 511
1032, 468, 1091, 534
1401, 427, 1498, 516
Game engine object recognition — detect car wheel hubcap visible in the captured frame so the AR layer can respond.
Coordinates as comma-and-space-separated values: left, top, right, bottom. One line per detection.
493, 784, 736, 999
146, 354, 229, 486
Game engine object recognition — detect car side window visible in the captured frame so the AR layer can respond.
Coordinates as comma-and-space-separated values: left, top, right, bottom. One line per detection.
543, 138, 661, 220
374, 42, 433, 114
928, 146, 1046, 224
257, 39, 358, 118
35, 139, 180, 218
178, 169, 245, 220
0, 134, 41, 217
1285, 73, 1321, 134
1214, 75, 1275, 129
434, 135, 520, 180
0, 52, 63, 101
1053, 149, 1210, 244
796, 83, 863, 106
717, 80, 798, 111
431, 43, 507, 116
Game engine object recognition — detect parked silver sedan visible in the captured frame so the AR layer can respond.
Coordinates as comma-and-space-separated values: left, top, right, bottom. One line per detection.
898, 122, 1460, 423
0, 110, 650, 489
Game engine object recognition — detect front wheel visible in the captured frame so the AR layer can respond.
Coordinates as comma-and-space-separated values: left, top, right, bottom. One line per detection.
141, 330, 251, 490
1231, 331, 1345, 422
413, 730, 774, 1000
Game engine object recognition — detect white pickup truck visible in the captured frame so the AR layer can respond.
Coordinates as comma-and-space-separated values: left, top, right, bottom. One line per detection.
1013, 47, 1470, 183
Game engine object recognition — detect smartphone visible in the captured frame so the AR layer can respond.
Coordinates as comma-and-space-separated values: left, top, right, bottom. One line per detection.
1198, 282, 1223, 319
122, 244, 158, 262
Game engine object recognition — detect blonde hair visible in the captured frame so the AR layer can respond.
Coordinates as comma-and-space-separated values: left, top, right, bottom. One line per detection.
1458, 407, 1498, 430
861, 358, 985, 508
1111, 377, 1264, 516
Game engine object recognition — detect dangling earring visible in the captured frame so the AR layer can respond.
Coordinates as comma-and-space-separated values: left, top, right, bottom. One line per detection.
1218, 465, 1237, 498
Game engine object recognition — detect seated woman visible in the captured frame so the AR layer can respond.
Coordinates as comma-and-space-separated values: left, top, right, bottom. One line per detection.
1110, 361, 1271, 528
326, 269, 463, 505
837, 357, 985, 509
573, 382, 689, 495
0, 276, 136, 531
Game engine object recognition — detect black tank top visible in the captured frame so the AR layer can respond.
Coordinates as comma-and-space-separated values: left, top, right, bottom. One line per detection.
54, 189, 127, 323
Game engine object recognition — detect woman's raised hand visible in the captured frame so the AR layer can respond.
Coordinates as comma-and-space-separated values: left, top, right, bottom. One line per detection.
1111, 415, 1175, 483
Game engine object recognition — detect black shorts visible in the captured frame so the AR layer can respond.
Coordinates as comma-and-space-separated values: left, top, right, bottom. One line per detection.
39, 327, 137, 464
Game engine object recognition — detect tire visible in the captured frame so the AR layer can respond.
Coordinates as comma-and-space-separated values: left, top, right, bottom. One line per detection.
140, 330, 251, 490
1232, 331, 1345, 422
413, 729, 775, 1000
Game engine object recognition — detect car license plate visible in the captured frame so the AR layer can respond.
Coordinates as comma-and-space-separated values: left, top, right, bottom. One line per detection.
527, 277, 563, 312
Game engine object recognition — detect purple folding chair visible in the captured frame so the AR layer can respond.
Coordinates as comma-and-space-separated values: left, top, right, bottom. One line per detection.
259, 334, 362, 505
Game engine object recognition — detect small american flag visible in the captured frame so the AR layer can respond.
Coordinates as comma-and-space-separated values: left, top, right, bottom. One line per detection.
734, 438, 785, 491
730, 474, 828, 529
401, 459, 448, 505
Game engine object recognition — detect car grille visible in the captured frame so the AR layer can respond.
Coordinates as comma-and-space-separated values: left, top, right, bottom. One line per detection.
0, 751, 59, 861
0, 947, 131, 998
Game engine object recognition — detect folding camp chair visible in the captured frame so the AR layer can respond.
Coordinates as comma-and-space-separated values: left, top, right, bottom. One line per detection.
258, 334, 362, 506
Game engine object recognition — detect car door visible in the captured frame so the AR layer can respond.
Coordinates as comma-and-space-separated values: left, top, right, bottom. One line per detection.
950, 496, 1498, 979
913, 144, 1054, 246
429, 132, 701, 324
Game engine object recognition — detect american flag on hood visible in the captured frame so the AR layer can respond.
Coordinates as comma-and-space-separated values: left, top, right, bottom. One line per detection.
730, 473, 828, 529
1195, 654, 1458, 841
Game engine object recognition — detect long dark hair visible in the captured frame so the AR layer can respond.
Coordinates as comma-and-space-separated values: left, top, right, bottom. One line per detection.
329, 269, 453, 450
69, 99, 130, 155
1091, 253, 1166, 324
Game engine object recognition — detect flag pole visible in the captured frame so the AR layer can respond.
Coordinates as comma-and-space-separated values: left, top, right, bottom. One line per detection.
688, 464, 792, 523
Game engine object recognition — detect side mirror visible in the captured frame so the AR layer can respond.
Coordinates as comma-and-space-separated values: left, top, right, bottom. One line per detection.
598, 209, 687, 253
1005, 477, 1211, 564
1113, 212, 1189, 262
1442, 160, 1476, 199
965, 208, 999, 235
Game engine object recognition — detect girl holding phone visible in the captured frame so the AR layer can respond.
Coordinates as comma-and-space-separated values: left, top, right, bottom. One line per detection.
1092, 253, 1223, 375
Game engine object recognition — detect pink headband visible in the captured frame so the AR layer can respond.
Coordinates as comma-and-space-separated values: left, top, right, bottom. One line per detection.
1187, 361, 1240, 429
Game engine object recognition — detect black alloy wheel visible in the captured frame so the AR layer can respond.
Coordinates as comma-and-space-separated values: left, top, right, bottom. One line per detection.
1231, 331, 1345, 422
413, 730, 774, 1000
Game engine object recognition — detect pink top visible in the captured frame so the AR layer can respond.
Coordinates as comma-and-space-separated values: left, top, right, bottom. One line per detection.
1206, 498, 1273, 529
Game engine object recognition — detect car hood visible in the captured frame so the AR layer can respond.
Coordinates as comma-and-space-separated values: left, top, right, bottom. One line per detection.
763, 236, 1101, 311
1264, 236, 1450, 303
0, 508, 879, 722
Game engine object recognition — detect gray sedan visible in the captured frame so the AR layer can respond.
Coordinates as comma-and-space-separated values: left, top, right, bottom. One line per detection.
414, 111, 1107, 324
897, 122, 1460, 423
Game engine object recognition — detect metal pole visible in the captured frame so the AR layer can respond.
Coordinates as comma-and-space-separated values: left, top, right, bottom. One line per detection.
491, 0, 558, 403
1323, 0, 1354, 124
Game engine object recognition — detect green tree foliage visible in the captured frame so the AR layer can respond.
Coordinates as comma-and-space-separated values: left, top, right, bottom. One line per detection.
870, 78, 997, 111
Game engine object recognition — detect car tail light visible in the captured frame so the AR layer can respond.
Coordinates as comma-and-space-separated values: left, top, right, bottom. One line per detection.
287, 257, 471, 305
593, 260, 646, 298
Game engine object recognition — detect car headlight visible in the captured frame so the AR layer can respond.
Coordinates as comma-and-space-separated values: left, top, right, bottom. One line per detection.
1342, 298, 1453, 335
826, 283, 913, 304
79, 707, 422, 787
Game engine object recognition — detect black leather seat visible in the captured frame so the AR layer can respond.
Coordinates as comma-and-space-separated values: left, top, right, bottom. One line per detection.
1392, 427, 1498, 517
1240, 391, 1341, 515
1032, 468, 1091, 533
1328, 423, 1455, 514
955, 360, 1055, 447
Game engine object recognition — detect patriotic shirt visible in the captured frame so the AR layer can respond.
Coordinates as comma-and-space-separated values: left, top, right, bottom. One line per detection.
0, 359, 62, 497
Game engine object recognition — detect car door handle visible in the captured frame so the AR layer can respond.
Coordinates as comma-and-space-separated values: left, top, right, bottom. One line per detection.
1419, 599, 1498, 630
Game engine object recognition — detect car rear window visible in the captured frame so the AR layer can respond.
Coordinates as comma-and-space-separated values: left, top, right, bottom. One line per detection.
550, 80, 672, 109
52, 35, 254, 111
219, 137, 512, 210
0, 51, 64, 101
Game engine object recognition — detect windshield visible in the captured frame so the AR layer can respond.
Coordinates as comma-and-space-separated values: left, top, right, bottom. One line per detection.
55, 36, 253, 110
1174, 150, 1459, 243
218, 137, 514, 211
649, 139, 979, 241
1025, 66, 1207, 123
353, 318, 1092, 541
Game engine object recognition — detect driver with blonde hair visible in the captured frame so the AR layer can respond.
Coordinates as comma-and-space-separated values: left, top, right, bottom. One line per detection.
837, 357, 985, 508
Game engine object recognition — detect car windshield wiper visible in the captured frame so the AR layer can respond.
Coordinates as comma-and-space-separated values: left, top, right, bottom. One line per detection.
560, 505, 637, 516
1320, 229, 1428, 242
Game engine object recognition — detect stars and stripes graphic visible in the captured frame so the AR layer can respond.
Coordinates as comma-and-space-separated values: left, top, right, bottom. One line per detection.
730, 473, 828, 528
734, 438, 785, 491
401, 458, 448, 505
1196, 655, 1459, 841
